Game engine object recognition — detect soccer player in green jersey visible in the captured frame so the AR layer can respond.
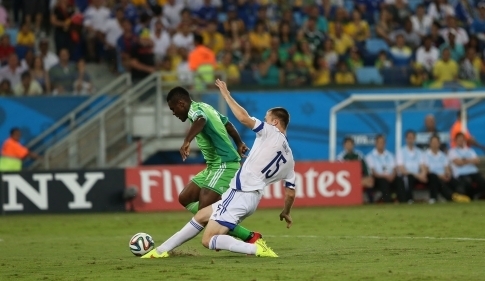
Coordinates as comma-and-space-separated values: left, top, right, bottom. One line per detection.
166, 86, 262, 243
337, 137, 374, 189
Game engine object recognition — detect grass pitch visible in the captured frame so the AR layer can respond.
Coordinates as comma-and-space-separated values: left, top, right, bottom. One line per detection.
1, 203, 485, 281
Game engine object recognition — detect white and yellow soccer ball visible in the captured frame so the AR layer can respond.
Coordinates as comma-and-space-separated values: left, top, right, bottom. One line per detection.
129, 232, 155, 256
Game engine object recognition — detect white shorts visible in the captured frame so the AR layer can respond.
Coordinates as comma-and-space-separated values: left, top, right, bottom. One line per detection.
210, 188, 263, 230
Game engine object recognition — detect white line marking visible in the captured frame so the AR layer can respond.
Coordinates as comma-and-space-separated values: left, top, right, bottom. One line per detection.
264, 235, 485, 241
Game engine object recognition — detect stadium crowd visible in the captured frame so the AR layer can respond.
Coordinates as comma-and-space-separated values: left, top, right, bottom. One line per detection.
0, 0, 484, 95
338, 112, 485, 204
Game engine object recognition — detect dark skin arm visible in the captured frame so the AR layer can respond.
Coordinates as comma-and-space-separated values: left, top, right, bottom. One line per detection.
225, 121, 249, 157
180, 117, 206, 161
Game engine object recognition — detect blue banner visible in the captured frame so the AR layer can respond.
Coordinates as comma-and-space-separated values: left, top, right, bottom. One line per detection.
0, 97, 88, 145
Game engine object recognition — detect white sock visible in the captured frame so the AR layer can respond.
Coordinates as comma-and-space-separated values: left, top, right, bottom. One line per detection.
156, 218, 204, 254
208, 235, 257, 255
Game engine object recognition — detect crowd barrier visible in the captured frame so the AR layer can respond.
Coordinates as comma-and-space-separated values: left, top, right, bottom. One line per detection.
0, 161, 362, 214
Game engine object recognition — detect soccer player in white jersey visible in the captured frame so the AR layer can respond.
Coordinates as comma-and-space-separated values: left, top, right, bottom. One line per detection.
142, 80, 296, 258
423, 134, 470, 203
448, 132, 485, 199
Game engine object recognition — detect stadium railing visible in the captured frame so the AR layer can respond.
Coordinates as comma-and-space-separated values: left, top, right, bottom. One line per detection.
30, 71, 226, 170
26, 73, 132, 168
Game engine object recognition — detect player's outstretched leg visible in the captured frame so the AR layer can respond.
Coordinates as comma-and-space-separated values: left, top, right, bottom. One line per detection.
141, 217, 205, 258
202, 220, 278, 258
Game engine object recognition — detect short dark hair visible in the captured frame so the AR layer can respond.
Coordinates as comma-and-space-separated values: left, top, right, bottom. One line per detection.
268, 107, 290, 129
455, 132, 465, 140
405, 130, 416, 137
21, 70, 31, 80
343, 136, 354, 144
375, 134, 385, 141
429, 133, 440, 143
10, 127, 20, 136
166, 86, 191, 103
194, 33, 204, 45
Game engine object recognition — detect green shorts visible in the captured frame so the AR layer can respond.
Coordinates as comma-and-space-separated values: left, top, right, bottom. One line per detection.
191, 162, 240, 195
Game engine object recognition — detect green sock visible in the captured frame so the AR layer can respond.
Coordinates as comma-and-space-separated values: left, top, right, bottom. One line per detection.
228, 225, 252, 241
185, 202, 199, 215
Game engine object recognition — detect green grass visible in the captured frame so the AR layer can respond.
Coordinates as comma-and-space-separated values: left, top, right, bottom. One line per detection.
1, 203, 485, 281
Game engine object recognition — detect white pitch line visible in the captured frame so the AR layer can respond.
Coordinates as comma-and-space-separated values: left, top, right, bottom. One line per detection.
264, 235, 485, 241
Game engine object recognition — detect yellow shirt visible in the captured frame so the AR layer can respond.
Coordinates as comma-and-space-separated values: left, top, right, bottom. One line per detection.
131, 0, 146, 6
331, 34, 354, 55
161, 71, 178, 82
202, 31, 224, 55
249, 32, 271, 51
0, 25, 4, 37
17, 32, 35, 46
313, 70, 331, 86
171, 55, 182, 71
217, 63, 240, 81
433, 59, 458, 82
335, 72, 355, 85
472, 57, 482, 79
344, 21, 370, 42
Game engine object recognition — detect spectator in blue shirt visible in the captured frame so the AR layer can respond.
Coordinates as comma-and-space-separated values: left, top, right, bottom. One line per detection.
193, 0, 218, 27
454, 0, 475, 26
471, 2, 485, 45
116, 0, 138, 26
237, 0, 259, 30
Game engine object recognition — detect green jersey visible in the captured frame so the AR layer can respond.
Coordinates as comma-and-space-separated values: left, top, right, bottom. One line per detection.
188, 101, 240, 165
337, 150, 371, 176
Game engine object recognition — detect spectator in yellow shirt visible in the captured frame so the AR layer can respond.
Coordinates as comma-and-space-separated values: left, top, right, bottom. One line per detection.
249, 21, 271, 52
345, 10, 370, 45
335, 61, 356, 85
160, 57, 178, 83
217, 53, 240, 85
433, 47, 458, 83
331, 22, 354, 56
17, 23, 35, 48
312, 56, 331, 86
202, 21, 224, 55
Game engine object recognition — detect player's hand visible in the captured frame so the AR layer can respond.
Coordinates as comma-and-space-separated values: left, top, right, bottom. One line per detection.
215, 79, 230, 96
180, 141, 190, 161
279, 212, 293, 229
237, 142, 249, 158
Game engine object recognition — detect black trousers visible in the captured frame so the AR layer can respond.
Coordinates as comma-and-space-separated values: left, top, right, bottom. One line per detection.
401, 174, 425, 202
427, 173, 456, 201
373, 177, 406, 203
456, 173, 485, 199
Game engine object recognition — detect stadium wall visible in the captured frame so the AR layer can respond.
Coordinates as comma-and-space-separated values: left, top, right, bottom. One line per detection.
0, 161, 362, 214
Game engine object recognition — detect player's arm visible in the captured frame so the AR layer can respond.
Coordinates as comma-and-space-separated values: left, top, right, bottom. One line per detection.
280, 171, 296, 228
185, 117, 206, 144
215, 79, 255, 129
225, 121, 249, 157
225, 121, 243, 144
180, 117, 206, 161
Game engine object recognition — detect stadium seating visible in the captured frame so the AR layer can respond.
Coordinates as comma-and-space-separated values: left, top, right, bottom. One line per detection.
381, 66, 412, 85
365, 39, 389, 55
355, 67, 384, 85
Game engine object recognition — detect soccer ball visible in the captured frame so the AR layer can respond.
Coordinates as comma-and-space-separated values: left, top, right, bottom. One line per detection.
129, 232, 155, 256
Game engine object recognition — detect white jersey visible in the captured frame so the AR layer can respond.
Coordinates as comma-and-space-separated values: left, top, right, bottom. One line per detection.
229, 117, 296, 192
